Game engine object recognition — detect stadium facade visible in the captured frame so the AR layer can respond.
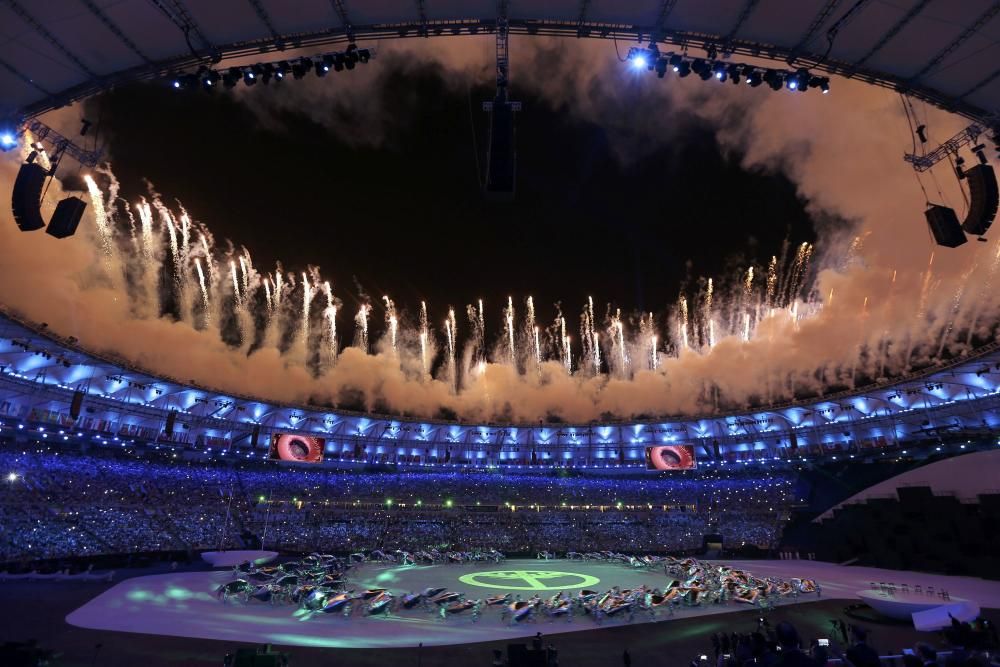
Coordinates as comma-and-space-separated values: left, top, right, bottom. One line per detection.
2, 311, 998, 468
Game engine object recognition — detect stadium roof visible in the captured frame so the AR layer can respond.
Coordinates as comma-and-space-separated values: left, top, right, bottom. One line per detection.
1, 0, 999, 122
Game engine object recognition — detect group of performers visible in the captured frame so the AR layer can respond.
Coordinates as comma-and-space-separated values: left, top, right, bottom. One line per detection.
215, 550, 819, 625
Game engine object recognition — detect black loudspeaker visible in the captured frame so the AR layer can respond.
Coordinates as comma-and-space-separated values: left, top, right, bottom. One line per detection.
485, 99, 516, 200
70, 390, 84, 420
712, 439, 721, 459
12, 162, 47, 232
962, 164, 999, 235
165, 410, 177, 437
925, 205, 967, 247
789, 430, 798, 451
251, 423, 260, 448
46, 196, 87, 238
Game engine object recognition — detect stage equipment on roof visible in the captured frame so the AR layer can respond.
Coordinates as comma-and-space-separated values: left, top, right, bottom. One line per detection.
906, 119, 999, 242
170, 46, 373, 91
625, 48, 829, 95
483, 0, 520, 201
924, 205, 967, 248
46, 196, 87, 239
11, 162, 48, 232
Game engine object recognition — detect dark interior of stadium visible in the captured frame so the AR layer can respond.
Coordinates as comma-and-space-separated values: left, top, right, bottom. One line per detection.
2, 1, 1000, 667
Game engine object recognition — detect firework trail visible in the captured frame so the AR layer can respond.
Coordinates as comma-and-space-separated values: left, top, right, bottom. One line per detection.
383, 296, 397, 355
679, 296, 689, 351
766, 256, 777, 309
301, 272, 314, 346
504, 296, 516, 366
323, 281, 337, 362
84, 178, 115, 257
230, 261, 242, 306
419, 301, 429, 376
534, 326, 542, 368
194, 258, 210, 325
705, 278, 715, 348
136, 198, 155, 260
356, 304, 370, 353
446, 307, 458, 390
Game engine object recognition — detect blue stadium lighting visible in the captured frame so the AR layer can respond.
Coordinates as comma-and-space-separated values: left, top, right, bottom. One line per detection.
788, 79, 798, 90
631, 55, 647, 70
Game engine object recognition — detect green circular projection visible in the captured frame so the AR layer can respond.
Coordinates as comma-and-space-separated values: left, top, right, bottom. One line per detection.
458, 570, 601, 591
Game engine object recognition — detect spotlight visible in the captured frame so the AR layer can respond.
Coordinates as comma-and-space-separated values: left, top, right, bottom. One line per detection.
677, 60, 691, 77
746, 70, 763, 87
631, 54, 648, 70
315, 58, 329, 77
222, 67, 241, 88
345, 44, 359, 69
669, 54, 683, 72
201, 69, 220, 90
332, 53, 346, 72
243, 68, 257, 85
358, 48, 371, 64
712, 62, 727, 82
0, 130, 17, 152
292, 57, 313, 79
808, 76, 831, 94
691, 58, 709, 79
763, 69, 783, 90
655, 57, 667, 78
728, 64, 742, 84
275, 61, 289, 80
788, 68, 810, 92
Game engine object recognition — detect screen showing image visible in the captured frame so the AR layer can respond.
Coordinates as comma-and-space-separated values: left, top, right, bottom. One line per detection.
269, 433, 325, 463
645, 445, 696, 470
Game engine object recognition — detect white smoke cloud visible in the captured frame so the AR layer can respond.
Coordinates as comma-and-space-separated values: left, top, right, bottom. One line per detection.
0, 37, 997, 423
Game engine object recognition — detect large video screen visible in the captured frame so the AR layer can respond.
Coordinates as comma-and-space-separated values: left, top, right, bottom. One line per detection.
269, 433, 325, 463
645, 445, 696, 470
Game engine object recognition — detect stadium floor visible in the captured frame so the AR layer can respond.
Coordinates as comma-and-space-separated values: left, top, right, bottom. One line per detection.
0, 558, 997, 667
62, 558, 1000, 649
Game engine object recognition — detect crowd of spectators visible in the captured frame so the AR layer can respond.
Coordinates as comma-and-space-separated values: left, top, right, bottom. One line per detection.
703, 615, 1000, 667
0, 444, 794, 563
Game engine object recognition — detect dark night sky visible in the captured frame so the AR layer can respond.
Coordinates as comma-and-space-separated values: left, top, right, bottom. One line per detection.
92, 58, 818, 322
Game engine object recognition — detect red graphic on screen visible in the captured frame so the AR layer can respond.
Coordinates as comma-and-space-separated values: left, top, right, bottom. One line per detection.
269, 433, 325, 463
645, 445, 696, 470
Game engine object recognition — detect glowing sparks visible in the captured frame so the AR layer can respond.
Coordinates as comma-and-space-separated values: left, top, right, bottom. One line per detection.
419, 301, 429, 376
445, 307, 458, 390
679, 297, 689, 351
230, 261, 241, 306
356, 304, 371, 353
83, 174, 112, 256
323, 281, 337, 361
383, 296, 397, 354
194, 258, 210, 320
534, 326, 542, 367
505, 296, 516, 365
301, 272, 313, 344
